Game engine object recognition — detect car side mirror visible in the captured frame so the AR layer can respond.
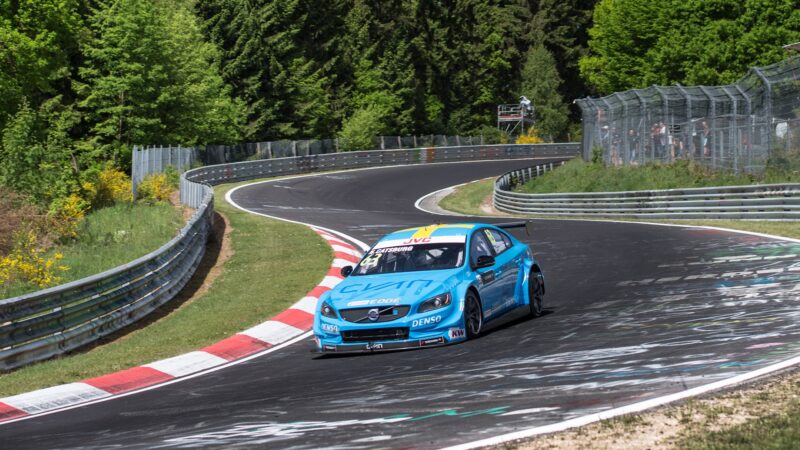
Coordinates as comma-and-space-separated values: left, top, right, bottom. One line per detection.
473, 255, 495, 270
340, 265, 353, 277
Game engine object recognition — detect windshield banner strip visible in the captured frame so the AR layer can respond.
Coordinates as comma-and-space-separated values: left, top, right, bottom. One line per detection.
374, 236, 466, 249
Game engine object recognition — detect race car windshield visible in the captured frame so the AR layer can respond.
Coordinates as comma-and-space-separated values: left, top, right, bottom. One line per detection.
353, 243, 465, 275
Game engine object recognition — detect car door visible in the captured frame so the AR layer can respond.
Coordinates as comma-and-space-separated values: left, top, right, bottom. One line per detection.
470, 229, 504, 320
484, 228, 520, 310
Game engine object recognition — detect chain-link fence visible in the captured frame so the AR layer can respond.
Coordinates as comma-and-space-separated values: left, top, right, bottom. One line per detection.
576, 56, 800, 173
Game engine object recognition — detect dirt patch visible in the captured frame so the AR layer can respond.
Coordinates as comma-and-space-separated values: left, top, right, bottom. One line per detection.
479, 192, 509, 216
0, 188, 44, 255
504, 366, 800, 449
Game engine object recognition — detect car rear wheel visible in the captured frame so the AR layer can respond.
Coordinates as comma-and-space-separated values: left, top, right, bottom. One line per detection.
528, 269, 544, 318
464, 291, 483, 339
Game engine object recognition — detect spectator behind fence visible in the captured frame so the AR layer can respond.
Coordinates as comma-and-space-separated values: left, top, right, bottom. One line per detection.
628, 129, 639, 163
702, 120, 710, 157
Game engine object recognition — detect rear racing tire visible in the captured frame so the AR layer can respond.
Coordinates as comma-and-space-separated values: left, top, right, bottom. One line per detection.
528, 269, 544, 318
464, 291, 483, 339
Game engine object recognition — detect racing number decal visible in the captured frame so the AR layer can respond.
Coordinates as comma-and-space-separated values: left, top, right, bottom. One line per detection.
360, 253, 382, 270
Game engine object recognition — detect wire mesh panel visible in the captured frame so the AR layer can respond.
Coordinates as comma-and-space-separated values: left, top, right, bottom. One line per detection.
578, 56, 800, 173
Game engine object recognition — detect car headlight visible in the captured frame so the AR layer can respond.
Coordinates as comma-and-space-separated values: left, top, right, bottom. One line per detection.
418, 293, 452, 313
320, 301, 337, 318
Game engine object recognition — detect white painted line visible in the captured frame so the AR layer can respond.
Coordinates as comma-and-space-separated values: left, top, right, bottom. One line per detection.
443, 354, 800, 450
241, 321, 305, 345
2, 383, 112, 414
414, 181, 472, 216
224, 156, 569, 252
144, 352, 229, 378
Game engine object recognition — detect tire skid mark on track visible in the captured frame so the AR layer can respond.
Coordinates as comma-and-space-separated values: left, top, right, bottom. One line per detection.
0, 228, 362, 425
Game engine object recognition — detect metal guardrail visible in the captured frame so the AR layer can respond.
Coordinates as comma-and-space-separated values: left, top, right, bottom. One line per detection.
0, 188, 213, 370
0, 143, 577, 370
494, 164, 800, 219
181, 143, 581, 207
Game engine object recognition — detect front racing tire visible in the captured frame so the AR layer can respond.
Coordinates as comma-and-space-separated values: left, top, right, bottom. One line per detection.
528, 269, 544, 318
464, 291, 483, 339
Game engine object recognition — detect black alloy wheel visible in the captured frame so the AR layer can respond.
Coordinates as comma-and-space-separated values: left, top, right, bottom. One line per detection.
528, 269, 544, 318
464, 291, 483, 339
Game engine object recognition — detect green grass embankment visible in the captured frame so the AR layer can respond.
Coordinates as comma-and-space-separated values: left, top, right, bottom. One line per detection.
0, 203, 184, 299
516, 158, 785, 194
0, 180, 330, 397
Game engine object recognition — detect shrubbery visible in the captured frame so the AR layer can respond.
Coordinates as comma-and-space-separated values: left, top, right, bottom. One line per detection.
0, 230, 68, 289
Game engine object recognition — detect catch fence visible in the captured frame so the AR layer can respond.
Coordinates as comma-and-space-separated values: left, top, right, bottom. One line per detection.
576, 56, 800, 173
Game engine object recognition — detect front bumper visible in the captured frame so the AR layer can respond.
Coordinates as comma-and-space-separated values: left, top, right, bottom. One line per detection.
313, 303, 466, 353
313, 336, 449, 353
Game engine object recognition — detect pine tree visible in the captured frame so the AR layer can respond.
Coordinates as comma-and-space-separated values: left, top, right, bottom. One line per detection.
520, 44, 569, 140
78, 0, 243, 165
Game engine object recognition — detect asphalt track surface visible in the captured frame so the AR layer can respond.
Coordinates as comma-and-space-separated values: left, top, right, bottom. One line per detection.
4, 159, 800, 449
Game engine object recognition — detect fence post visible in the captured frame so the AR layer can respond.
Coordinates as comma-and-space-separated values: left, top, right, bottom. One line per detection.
292, 141, 297, 157
380, 136, 385, 150
752, 66, 773, 165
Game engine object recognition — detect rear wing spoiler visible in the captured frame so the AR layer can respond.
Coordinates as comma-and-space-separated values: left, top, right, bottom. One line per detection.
495, 220, 534, 237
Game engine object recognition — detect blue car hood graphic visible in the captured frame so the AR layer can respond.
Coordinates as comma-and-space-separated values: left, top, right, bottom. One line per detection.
327, 270, 460, 309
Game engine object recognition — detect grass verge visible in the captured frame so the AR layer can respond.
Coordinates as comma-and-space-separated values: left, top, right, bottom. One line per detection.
0, 203, 184, 299
438, 178, 497, 216
515, 158, 797, 194
0, 180, 330, 397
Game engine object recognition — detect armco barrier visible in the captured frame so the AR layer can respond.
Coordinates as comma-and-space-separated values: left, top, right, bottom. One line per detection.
494, 164, 800, 220
181, 143, 579, 207
0, 143, 577, 371
0, 187, 213, 371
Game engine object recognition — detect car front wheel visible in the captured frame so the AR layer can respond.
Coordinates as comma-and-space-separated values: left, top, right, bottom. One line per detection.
528, 269, 544, 318
464, 291, 483, 339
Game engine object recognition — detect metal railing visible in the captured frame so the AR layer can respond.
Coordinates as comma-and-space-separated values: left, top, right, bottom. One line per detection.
0, 188, 213, 370
181, 143, 581, 207
576, 56, 800, 174
494, 164, 800, 219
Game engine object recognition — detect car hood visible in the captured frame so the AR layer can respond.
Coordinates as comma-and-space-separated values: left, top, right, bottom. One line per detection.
327, 270, 460, 309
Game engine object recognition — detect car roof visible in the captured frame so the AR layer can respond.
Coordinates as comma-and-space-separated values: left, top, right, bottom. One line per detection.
376, 223, 494, 247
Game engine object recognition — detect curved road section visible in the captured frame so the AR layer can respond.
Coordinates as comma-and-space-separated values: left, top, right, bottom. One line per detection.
3, 159, 800, 449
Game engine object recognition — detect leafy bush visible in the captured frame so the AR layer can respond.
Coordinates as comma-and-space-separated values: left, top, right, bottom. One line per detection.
48, 194, 89, 240
338, 105, 387, 151
0, 230, 68, 289
136, 173, 175, 203
516, 128, 545, 144
82, 165, 133, 209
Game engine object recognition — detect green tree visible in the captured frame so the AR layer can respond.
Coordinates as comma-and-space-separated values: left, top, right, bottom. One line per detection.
581, 0, 800, 94
0, 0, 84, 128
78, 0, 243, 166
520, 44, 569, 140
0, 99, 81, 206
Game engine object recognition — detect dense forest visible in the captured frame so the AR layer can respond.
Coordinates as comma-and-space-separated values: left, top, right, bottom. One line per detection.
1, 0, 798, 213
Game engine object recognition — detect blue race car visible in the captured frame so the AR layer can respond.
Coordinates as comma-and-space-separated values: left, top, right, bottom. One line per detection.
312, 222, 545, 353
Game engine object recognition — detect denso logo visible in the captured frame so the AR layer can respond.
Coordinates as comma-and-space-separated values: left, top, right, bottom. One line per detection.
320, 323, 338, 334
402, 237, 432, 244
412, 316, 442, 328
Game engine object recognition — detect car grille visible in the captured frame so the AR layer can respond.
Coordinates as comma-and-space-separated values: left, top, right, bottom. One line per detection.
340, 306, 411, 323
341, 328, 409, 343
